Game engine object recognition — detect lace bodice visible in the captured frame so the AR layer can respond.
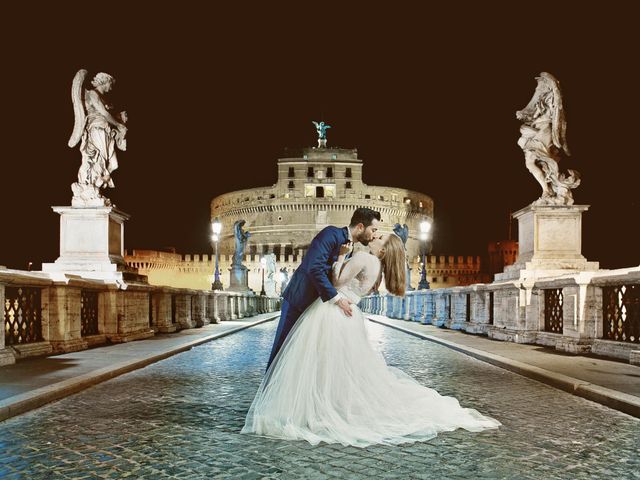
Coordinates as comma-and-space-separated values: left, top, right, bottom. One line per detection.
331, 251, 381, 303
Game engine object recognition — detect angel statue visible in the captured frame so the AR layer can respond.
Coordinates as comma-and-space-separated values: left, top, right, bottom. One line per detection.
265, 253, 277, 296
312, 121, 331, 147
232, 220, 251, 267
393, 223, 413, 291
516, 72, 580, 206
393, 223, 409, 245
68, 69, 128, 206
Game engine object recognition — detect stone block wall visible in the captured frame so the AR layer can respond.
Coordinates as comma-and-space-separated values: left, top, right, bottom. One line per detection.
360, 266, 640, 363
0, 270, 281, 365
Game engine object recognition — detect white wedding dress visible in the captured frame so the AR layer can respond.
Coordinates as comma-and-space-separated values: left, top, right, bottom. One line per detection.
241, 251, 500, 447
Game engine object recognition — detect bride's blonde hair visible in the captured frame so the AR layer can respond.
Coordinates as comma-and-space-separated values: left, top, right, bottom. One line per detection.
377, 234, 406, 297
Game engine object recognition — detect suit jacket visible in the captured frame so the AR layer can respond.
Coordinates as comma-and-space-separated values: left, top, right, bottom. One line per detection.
282, 226, 349, 311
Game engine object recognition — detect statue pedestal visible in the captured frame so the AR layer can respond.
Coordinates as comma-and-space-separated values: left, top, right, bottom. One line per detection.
495, 204, 599, 281
227, 264, 251, 292
42, 206, 139, 282
317, 138, 327, 148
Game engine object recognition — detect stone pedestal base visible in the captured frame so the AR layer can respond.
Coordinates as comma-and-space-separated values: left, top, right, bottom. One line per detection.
42, 205, 138, 282
496, 204, 599, 281
227, 265, 251, 292
0, 348, 15, 366
50, 338, 89, 355
488, 327, 538, 344
157, 325, 179, 333
10, 341, 53, 359
107, 329, 155, 343
83, 334, 108, 348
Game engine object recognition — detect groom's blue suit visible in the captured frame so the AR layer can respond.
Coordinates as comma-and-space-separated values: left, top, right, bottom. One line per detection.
267, 226, 349, 368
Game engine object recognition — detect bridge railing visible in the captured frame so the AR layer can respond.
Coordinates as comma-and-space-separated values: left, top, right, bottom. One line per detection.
360, 266, 640, 364
0, 269, 281, 367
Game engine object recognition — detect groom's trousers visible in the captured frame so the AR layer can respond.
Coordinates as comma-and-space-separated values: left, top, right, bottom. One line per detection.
267, 299, 306, 370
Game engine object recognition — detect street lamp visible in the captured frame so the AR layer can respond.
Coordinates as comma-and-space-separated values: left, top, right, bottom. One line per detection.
418, 219, 432, 290
211, 219, 223, 291
260, 256, 267, 296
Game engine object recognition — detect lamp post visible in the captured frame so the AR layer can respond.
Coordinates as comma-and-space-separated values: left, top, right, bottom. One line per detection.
211, 219, 223, 291
418, 219, 432, 290
260, 256, 267, 296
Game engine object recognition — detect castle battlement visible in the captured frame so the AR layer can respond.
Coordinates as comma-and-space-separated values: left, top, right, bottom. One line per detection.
127, 138, 486, 291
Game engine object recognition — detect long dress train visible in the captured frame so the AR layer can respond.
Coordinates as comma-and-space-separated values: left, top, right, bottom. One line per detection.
241, 252, 500, 447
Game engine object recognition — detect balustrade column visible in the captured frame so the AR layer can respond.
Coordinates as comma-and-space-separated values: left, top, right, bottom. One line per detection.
192, 293, 207, 327
403, 294, 413, 321
155, 290, 178, 332
422, 292, 435, 325
0, 283, 16, 365
385, 295, 393, 318
229, 295, 238, 320
46, 286, 89, 353
174, 294, 194, 329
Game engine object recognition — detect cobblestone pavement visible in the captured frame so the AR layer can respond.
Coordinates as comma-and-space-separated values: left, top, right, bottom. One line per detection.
1, 319, 639, 480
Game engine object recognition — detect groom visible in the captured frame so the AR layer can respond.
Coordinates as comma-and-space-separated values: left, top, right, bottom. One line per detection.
267, 207, 381, 368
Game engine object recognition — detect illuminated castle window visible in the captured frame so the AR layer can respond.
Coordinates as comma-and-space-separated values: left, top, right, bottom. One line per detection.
305, 184, 336, 198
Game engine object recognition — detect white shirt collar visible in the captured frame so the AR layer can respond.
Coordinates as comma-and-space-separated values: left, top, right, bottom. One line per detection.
347, 227, 353, 242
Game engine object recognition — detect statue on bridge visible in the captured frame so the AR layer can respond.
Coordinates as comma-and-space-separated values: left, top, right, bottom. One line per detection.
393, 223, 413, 291
516, 72, 580, 206
265, 253, 277, 297
68, 69, 128, 207
232, 220, 251, 267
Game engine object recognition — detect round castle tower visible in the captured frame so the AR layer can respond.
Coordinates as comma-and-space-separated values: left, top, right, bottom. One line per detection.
211, 146, 433, 264
126, 141, 486, 292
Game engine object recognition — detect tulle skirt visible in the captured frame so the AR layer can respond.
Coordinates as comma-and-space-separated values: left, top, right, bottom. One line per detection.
241, 298, 501, 447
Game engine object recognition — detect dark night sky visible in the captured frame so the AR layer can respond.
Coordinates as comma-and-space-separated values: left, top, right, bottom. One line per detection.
1, 4, 638, 270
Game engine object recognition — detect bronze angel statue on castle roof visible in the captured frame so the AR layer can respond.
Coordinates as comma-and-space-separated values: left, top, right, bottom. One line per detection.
68, 69, 128, 207
516, 72, 580, 206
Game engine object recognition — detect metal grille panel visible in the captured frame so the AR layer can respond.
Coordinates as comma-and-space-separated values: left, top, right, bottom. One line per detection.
603, 284, 640, 343
149, 294, 154, 327
4, 287, 43, 345
544, 289, 563, 333
81, 290, 99, 336
489, 292, 494, 325
465, 294, 471, 322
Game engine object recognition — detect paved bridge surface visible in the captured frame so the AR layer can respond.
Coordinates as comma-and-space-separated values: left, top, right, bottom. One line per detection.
1, 319, 638, 479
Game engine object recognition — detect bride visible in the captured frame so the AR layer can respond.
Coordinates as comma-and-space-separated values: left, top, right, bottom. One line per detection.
241, 233, 500, 447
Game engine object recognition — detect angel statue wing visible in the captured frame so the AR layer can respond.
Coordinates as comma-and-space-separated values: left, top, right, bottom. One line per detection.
541, 72, 571, 157
393, 223, 409, 245
68, 69, 88, 148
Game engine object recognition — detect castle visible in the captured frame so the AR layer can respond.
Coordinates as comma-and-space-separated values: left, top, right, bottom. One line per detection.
126, 143, 488, 292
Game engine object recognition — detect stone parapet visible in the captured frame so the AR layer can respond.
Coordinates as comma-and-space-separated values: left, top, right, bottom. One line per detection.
360, 266, 640, 364
0, 270, 281, 365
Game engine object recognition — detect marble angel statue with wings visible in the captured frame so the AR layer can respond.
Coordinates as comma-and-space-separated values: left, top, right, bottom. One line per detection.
68, 69, 128, 206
